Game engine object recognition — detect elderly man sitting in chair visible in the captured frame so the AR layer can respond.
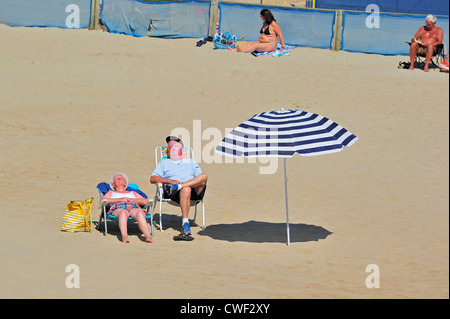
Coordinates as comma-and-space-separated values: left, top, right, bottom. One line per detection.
150, 136, 208, 241
408, 14, 444, 72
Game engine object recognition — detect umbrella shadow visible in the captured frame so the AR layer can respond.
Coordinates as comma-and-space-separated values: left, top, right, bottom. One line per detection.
198, 220, 332, 244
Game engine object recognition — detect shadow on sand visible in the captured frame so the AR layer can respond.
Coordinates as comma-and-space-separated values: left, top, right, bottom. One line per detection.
198, 220, 332, 244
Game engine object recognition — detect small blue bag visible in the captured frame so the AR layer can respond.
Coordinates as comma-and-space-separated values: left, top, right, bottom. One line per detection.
213, 31, 237, 50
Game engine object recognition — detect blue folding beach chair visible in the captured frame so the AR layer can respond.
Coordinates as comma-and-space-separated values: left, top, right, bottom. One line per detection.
96, 182, 154, 236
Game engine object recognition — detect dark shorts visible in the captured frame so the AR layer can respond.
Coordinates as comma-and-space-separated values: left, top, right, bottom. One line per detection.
163, 184, 206, 204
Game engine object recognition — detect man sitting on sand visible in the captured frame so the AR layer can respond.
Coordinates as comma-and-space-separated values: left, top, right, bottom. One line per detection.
150, 136, 208, 241
408, 14, 444, 72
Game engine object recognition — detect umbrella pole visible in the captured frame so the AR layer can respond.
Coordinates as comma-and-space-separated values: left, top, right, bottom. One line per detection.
283, 158, 291, 246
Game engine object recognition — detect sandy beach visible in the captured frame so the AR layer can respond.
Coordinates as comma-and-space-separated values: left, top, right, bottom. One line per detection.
0, 23, 448, 299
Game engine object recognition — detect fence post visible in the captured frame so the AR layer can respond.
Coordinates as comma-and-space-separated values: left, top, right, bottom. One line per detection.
89, 0, 100, 30
332, 10, 343, 51
208, 0, 219, 37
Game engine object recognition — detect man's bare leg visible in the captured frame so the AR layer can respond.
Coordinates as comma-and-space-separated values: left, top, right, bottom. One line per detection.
178, 173, 207, 224
424, 44, 434, 72
180, 173, 208, 195
409, 42, 419, 70
179, 187, 192, 220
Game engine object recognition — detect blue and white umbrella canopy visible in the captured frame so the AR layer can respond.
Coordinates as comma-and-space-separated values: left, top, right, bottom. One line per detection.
215, 108, 358, 158
215, 108, 358, 245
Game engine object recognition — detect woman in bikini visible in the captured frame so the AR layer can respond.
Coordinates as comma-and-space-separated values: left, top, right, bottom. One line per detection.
227, 9, 286, 54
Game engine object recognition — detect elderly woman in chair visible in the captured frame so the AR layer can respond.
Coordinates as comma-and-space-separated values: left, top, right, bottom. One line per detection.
101, 173, 152, 243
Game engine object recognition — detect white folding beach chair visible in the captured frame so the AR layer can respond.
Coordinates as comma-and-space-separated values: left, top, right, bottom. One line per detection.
152, 146, 205, 232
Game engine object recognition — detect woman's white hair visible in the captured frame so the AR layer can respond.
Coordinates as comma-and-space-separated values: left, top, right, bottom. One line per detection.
426, 14, 437, 23
109, 172, 129, 190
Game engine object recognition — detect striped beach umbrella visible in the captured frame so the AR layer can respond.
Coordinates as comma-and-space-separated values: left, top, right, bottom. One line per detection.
215, 108, 358, 245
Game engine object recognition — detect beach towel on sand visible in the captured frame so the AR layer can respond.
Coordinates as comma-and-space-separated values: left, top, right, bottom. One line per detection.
251, 44, 298, 57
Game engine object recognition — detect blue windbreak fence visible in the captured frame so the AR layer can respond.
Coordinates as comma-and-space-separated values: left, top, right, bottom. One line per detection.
315, 0, 449, 16
341, 12, 449, 55
100, 0, 211, 38
0, 0, 92, 28
218, 3, 336, 49
2, 0, 448, 56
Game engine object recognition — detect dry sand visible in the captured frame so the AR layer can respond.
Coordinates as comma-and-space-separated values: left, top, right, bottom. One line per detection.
0, 24, 448, 299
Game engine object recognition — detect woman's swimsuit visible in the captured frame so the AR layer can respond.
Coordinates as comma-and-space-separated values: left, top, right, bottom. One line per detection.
108, 191, 139, 212
260, 25, 271, 35
260, 24, 276, 48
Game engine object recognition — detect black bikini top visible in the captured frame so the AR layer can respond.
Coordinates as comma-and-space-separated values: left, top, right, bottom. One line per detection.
260, 24, 271, 35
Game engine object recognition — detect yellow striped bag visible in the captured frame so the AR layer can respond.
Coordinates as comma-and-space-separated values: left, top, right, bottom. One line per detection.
61, 197, 93, 232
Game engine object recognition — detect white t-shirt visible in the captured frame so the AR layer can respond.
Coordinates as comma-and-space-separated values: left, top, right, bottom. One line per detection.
111, 191, 136, 199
